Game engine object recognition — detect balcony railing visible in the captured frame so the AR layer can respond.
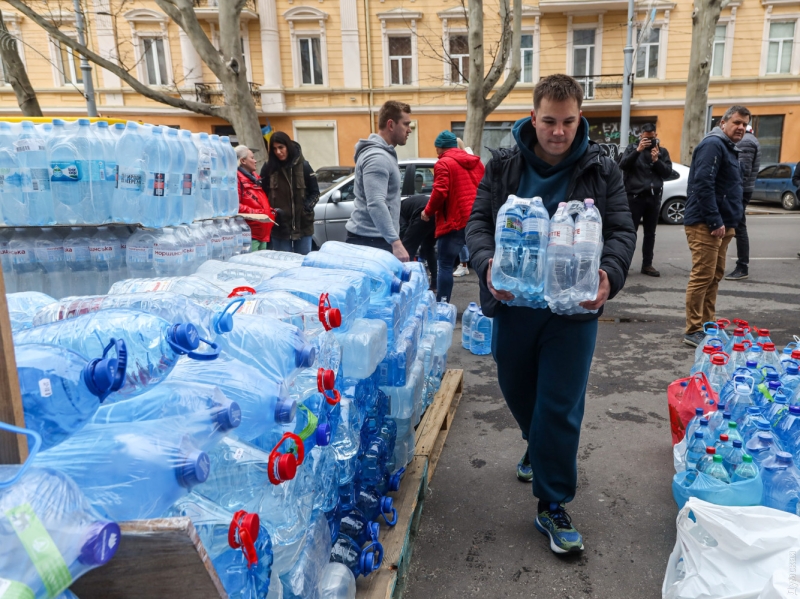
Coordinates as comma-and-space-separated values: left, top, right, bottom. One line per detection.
193, 0, 257, 13
195, 82, 262, 108
571, 74, 631, 101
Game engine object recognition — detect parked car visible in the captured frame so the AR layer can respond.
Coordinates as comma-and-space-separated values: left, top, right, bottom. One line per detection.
752, 163, 799, 210
659, 163, 689, 225
313, 166, 355, 191
312, 159, 437, 246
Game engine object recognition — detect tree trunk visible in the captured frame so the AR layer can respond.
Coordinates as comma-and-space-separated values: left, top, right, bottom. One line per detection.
0, 12, 42, 116
463, 0, 485, 152
681, 0, 727, 164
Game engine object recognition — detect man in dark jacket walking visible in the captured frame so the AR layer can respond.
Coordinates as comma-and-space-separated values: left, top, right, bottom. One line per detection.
400, 194, 437, 290
726, 125, 761, 280
682, 105, 749, 347
466, 74, 635, 555
617, 123, 672, 277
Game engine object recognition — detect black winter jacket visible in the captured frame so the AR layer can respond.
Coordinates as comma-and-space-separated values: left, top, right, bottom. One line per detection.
465, 141, 636, 319
617, 142, 673, 197
684, 128, 743, 231
736, 132, 761, 194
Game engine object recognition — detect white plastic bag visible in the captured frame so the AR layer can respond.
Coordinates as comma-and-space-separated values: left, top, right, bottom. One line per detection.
663, 498, 800, 599
758, 569, 797, 599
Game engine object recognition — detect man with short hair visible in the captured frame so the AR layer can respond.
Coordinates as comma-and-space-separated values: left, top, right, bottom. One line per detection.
617, 122, 672, 277
726, 125, 761, 280
466, 74, 635, 554
682, 105, 749, 347
346, 100, 413, 261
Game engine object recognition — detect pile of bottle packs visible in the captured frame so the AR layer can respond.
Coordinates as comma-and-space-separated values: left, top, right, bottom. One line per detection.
672, 318, 800, 513
2, 240, 455, 599
492, 196, 603, 315
460, 301, 492, 356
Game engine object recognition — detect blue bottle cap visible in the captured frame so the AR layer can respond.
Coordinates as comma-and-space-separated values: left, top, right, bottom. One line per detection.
791, 406, 800, 415
757, 432, 773, 444
391, 276, 403, 294
167, 323, 201, 355
746, 361, 758, 368
214, 311, 234, 335
400, 268, 411, 282
316, 422, 332, 446
77, 118, 90, 126
748, 406, 761, 414
213, 400, 242, 431
767, 372, 780, 382
83, 339, 127, 401
275, 398, 297, 424
368, 521, 380, 542
380, 496, 393, 515
114, 123, 125, 130
755, 420, 770, 430
96, 120, 108, 128
723, 411, 732, 419
79, 521, 121, 566
776, 452, 793, 466
699, 418, 709, 426
177, 450, 211, 487
296, 344, 316, 368
788, 364, 799, 375
695, 407, 704, 416
732, 439, 743, 448
694, 430, 705, 438
769, 381, 782, 390
388, 471, 402, 492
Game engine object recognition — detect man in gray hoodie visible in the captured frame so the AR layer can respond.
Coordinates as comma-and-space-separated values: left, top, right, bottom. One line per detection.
346, 101, 412, 262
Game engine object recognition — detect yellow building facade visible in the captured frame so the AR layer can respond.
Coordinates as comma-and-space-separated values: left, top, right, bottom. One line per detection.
1, 0, 799, 166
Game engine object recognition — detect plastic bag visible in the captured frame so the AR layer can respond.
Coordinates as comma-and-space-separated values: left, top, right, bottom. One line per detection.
672, 470, 763, 509
668, 373, 718, 445
663, 498, 800, 599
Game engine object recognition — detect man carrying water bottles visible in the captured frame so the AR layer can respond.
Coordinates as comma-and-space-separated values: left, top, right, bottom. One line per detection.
466, 74, 635, 554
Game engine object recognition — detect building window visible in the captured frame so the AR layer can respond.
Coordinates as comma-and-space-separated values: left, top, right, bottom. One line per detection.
636, 28, 659, 79
389, 36, 413, 85
449, 34, 469, 84
141, 37, 168, 86
572, 29, 595, 99
752, 115, 784, 164
299, 37, 323, 85
520, 34, 534, 83
711, 25, 726, 77
767, 22, 795, 74
58, 41, 83, 85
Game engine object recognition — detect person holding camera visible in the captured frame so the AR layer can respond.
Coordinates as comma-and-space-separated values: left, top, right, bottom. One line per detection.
617, 123, 673, 277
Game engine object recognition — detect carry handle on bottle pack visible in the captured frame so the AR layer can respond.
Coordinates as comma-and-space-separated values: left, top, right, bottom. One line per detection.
85, 338, 128, 402
267, 432, 305, 485
668, 372, 718, 445
0, 422, 43, 489
228, 509, 260, 568
227, 286, 256, 298
318, 293, 343, 331
166, 323, 221, 361
317, 367, 341, 405
212, 297, 246, 335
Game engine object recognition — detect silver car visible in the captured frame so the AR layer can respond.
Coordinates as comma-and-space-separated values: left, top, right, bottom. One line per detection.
660, 163, 689, 225
312, 158, 438, 247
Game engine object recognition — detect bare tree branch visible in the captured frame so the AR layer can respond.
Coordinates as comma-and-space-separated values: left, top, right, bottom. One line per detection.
0, 11, 42, 116
485, 0, 521, 112
153, 0, 225, 77
482, 0, 512, 97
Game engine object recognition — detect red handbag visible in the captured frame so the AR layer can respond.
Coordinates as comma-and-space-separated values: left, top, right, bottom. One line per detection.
668, 372, 719, 445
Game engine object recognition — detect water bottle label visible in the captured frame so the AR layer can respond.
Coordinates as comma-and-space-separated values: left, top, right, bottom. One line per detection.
40, 246, 64, 262
64, 245, 90, 262
222, 234, 235, 244
183, 245, 196, 261
182, 173, 194, 195
154, 246, 183, 268
502, 215, 523, 234
150, 172, 166, 197
237, 300, 258, 315
24, 167, 51, 192
210, 173, 221, 190
13, 138, 45, 153
134, 279, 176, 292
89, 244, 116, 262
10, 248, 33, 265
50, 161, 83, 183
574, 221, 601, 244
512, 197, 531, 207
38, 378, 52, 397
522, 216, 543, 237
1, 169, 24, 190
233, 447, 245, 460
0, 577, 35, 599
195, 244, 208, 260
471, 331, 485, 342
198, 167, 211, 187
127, 245, 153, 263
117, 167, 144, 191
76, 159, 106, 182
548, 224, 573, 247
105, 161, 118, 183
5, 503, 73, 596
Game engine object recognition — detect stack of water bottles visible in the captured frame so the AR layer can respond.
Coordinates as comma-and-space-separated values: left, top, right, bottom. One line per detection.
672, 318, 800, 515
492, 195, 603, 315
460, 301, 492, 356
3, 239, 456, 598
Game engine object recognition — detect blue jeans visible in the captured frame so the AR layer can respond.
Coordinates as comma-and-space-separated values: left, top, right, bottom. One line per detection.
436, 228, 466, 302
271, 236, 312, 255
459, 244, 470, 264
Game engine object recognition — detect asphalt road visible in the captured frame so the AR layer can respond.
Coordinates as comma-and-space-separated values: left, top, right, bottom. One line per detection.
403, 214, 800, 599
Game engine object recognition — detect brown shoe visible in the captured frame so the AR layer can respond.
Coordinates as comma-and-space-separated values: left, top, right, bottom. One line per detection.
641, 265, 660, 277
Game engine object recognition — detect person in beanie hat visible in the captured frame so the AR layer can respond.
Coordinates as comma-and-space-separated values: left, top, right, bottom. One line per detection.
421, 130, 485, 301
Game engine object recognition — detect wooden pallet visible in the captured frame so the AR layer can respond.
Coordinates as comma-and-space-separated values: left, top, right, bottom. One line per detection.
356, 368, 464, 599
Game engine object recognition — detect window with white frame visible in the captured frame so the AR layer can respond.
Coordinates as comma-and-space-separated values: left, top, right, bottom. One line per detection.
520, 34, 534, 83
58, 41, 83, 85
711, 24, 726, 77
389, 36, 413, 85
767, 21, 795, 74
636, 28, 659, 79
572, 29, 595, 98
299, 37, 323, 85
449, 34, 469, 84
141, 37, 168, 86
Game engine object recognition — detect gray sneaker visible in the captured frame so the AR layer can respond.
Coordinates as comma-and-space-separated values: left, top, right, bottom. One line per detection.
683, 331, 705, 347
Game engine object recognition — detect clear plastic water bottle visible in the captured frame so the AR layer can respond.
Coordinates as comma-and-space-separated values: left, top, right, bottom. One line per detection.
761, 452, 800, 514
11, 121, 55, 226
7, 291, 56, 331
723, 439, 745, 476
15, 342, 125, 449
125, 227, 156, 278
33, 419, 211, 521
469, 308, 492, 355
572, 199, 603, 303
89, 226, 122, 295
195, 259, 280, 288
0, 121, 23, 226
740, 406, 771, 443
491, 195, 525, 294
152, 227, 185, 277
113, 122, 146, 224
706, 353, 731, 395
236, 216, 252, 253
204, 218, 225, 260
112, 226, 130, 285
179, 129, 198, 224
726, 376, 756, 423
319, 240, 411, 282
685, 407, 706, 441
14, 308, 219, 397
0, 228, 17, 292
93, 121, 117, 223
219, 136, 237, 216
209, 134, 224, 216
167, 494, 273, 599
686, 429, 708, 470
35, 227, 69, 298
231, 250, 303, 270
765, 392, 790, 428
63, 227, 96, 296
109, 275, 228, 299
0, 460, 121, 598
173, 224, 197, 275
49, 119, 95, 224
218, 218, 237, 260
194, 132, 215, 220
317, 562, 357, 599
302, 251, 402, 301
727, 342, 749, 373
714, 434, 732, 461
330, 532, 382, 578
9, 227, 46, 293
776, 405, 800, 460
705, 454, 731, 483
518, 196, 549, 297
696, 446, 717, 473
694, 323, 724, 362
140, 126, 170, 228
724, 420, 743, 445
544, 202, 574, 308
334, 319, 387, 380
111, 122, 126, 138
280, 511, 332, 599
190, 221, 211, 265
746, 432, 783, 467
730, 453, 758, 482
164, 127, 185, 226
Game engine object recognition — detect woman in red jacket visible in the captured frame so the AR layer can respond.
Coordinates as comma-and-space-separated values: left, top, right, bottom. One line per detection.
236, 145, 275, 251
421, 130, 485, 301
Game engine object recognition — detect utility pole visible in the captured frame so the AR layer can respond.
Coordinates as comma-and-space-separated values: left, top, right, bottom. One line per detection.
619, 0, 634, 153
72, 0, 97, 117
